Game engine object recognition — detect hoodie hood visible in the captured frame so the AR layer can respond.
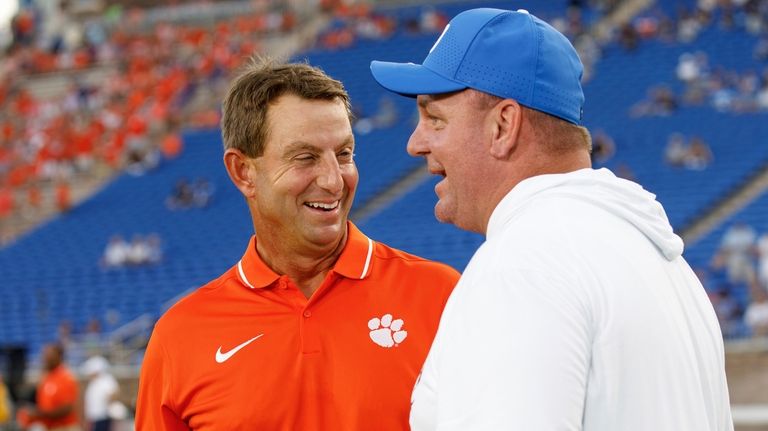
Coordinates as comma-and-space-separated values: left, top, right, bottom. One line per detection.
488, 168, 684, 261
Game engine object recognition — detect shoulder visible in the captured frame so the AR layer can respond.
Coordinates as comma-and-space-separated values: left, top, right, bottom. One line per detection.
373, 240, 460, 282
48, 367, 78, 392
152, 267, 237, 336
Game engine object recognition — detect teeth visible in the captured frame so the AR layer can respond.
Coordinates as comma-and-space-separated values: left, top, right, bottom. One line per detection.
306, 201, 339, 210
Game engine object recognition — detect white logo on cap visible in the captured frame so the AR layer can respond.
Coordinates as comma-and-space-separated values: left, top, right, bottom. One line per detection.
430, 24, 450, 53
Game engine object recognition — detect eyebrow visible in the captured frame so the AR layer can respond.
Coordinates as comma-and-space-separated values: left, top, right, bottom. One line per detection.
418, 97, 445, 119
284, 135, 355, 154
417, 96, 436, 110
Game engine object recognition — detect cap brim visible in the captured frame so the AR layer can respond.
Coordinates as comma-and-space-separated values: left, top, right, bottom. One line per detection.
370, 60, 467, 97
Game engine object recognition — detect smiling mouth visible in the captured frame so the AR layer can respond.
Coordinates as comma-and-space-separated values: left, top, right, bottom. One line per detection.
428, 165, 446, 178
304, 201, 340, 211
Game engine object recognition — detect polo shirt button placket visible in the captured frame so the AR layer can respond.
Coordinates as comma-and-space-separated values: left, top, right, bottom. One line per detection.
301, 307, 320, 354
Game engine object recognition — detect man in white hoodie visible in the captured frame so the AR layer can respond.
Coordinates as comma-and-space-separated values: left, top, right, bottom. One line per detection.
370, 7, 734, 431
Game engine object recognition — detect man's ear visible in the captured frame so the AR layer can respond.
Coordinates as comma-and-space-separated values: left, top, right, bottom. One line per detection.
489, 99, 522, 160
223, 148, 256, 198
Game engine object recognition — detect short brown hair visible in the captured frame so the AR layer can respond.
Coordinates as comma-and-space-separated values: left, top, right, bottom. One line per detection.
221, 57, 352, 157
524, 107, 592, 154
469, 90, 591, 153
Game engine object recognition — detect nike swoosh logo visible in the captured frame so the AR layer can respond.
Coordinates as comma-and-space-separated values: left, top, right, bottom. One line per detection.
215, 334, 264, 363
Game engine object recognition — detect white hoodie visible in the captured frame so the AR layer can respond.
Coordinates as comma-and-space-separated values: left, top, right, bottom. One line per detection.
411, 168, 733, 431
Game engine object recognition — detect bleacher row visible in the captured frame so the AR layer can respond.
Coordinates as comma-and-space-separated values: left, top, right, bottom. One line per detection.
2, 0, 768, 360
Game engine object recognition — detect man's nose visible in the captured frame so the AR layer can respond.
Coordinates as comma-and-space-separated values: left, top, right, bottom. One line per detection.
317, 154, 344, 193
406, 123, 429, 157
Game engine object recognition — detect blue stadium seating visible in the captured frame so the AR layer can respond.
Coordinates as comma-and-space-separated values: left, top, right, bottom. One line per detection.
587, 24, 768, 228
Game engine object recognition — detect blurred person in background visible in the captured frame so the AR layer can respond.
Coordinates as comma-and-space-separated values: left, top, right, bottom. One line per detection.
136, 58, 459, 430
712, 221, 757, 285
745, 285, 768, 337
371, 7, 733, 430
0, 374, 10, 429
100, 235, 129, 269
80, 356, 119, 431
17, 343, 80, 431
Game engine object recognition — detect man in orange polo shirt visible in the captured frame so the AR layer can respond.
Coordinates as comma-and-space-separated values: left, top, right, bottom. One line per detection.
18, 343, 81, 431
135, 58, 459, 430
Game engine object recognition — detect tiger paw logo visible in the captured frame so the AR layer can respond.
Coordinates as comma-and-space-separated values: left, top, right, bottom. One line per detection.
368, 314, 407, 348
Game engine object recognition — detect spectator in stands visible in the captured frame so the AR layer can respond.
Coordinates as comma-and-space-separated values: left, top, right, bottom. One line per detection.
191, 177, 214, 208
664, 133, 714, 170
757, 73, 768, 109
81, 319, 105, 358
664, 132, 688, 167
80, 356, 119, 431
166, 177, 213, 210
123, 133, 160, 176
756, 232, 768, 287
419, 7, 449, 33
25, 182, 42, 217
136, 58, 459, 430
708, 287, 743, 338
56, 320, 76, 357
589, 129, 615, 164
144, 233, 163, 265
713, 222, 757, 285
745, 286, 768, 337
371, 8, 733, 429
56, 180, 72, 213
618, 21, 639, 50
614, 162, 638, 181
101, 235, 130, 269
676, 52, 704, 84
0, 181, 14, 241
165, 178, 195, 210
160, 120, 183, 160
16, 343, 81, 431
630, 85, 678, 117
677, 6, 706, 42
684, 136, 713, 170
126, 234, 151, 266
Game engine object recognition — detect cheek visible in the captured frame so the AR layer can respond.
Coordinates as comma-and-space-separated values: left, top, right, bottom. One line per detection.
342, 165, 359, 191
273, 167, 314, 192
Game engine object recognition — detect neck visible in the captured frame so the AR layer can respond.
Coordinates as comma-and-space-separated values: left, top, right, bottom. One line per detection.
255, 232, 348, 299
480, 150, 591, 233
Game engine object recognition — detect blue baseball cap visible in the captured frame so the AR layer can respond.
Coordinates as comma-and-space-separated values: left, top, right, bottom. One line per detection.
370, 8, 585, 124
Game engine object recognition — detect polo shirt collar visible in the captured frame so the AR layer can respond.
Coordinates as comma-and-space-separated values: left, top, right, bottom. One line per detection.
236, 236, 280, 289
236, 222, 375, 290
332, 222, 375, 280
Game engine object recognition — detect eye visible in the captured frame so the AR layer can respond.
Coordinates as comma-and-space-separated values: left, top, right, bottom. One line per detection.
294, 153, 315, 162
338, 148, 355, 162
426, 114, 443, 128
336, 150, 355, 163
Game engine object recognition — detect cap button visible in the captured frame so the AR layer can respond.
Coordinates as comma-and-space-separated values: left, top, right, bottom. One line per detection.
517, 9, 530, 14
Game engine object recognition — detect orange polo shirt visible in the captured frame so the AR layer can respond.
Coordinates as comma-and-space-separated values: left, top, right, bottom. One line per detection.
136, 223, 458, 430
36, 365, 79, 428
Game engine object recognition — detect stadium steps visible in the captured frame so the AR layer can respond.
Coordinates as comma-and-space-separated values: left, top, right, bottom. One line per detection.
351, 164, 431, 223
683, 161, 768, 246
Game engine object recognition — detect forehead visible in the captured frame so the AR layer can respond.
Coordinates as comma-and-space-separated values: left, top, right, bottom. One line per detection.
268, 93, 350, 125
417, 90, 475, 112
265, 94, 352, 148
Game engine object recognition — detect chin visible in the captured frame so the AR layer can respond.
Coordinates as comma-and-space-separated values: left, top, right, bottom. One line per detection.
434, 203, 454, 225
306, 224, 346, 247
